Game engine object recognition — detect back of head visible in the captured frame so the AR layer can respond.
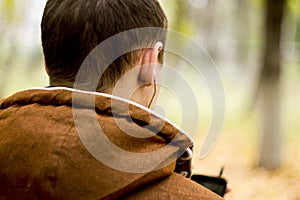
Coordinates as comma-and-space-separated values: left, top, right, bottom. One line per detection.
41, 0, 168, 91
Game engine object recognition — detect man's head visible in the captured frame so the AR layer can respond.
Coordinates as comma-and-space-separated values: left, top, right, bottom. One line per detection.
41, 0, 168, 96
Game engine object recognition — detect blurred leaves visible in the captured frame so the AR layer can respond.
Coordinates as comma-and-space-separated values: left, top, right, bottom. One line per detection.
0, 0, 23, 97
161, 0, 196, 35
287, 0, 300, 14
1, 0, 16, 22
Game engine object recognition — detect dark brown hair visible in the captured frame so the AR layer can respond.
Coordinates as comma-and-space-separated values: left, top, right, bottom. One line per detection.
41, 0, 168, 90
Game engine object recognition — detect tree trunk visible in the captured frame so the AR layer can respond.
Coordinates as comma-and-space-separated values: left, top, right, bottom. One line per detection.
258, 0, 285, 170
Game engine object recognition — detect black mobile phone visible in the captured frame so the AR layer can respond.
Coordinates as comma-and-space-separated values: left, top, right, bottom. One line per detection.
190, 167, 227, 197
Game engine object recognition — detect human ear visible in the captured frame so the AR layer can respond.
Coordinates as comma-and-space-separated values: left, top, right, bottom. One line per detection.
139, 42, 163, 85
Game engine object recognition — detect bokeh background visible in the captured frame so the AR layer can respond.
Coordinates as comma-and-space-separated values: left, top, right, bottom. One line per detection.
0, 0, 299, 199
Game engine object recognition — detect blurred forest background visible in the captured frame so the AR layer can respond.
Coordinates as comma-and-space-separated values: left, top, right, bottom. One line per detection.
0, 0, 300, 199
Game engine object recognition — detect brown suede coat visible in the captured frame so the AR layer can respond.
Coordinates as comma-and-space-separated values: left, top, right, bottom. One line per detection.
0, 88, 223, 200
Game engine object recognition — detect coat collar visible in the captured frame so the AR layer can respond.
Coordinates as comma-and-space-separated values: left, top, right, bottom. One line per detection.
0, 87, 193, 151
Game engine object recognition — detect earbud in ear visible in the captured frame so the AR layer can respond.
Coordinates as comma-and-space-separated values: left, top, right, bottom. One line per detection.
155, 42, 163, 53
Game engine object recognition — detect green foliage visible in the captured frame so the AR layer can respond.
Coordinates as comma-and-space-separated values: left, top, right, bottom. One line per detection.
160, 0, 196, 35
0, 0, 15, 22
250, 0, 265, 8
285, 0, 300, 42
287, 0, 300, 14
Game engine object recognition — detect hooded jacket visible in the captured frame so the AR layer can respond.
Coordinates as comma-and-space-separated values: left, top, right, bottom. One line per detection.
0, 88, 223, 200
